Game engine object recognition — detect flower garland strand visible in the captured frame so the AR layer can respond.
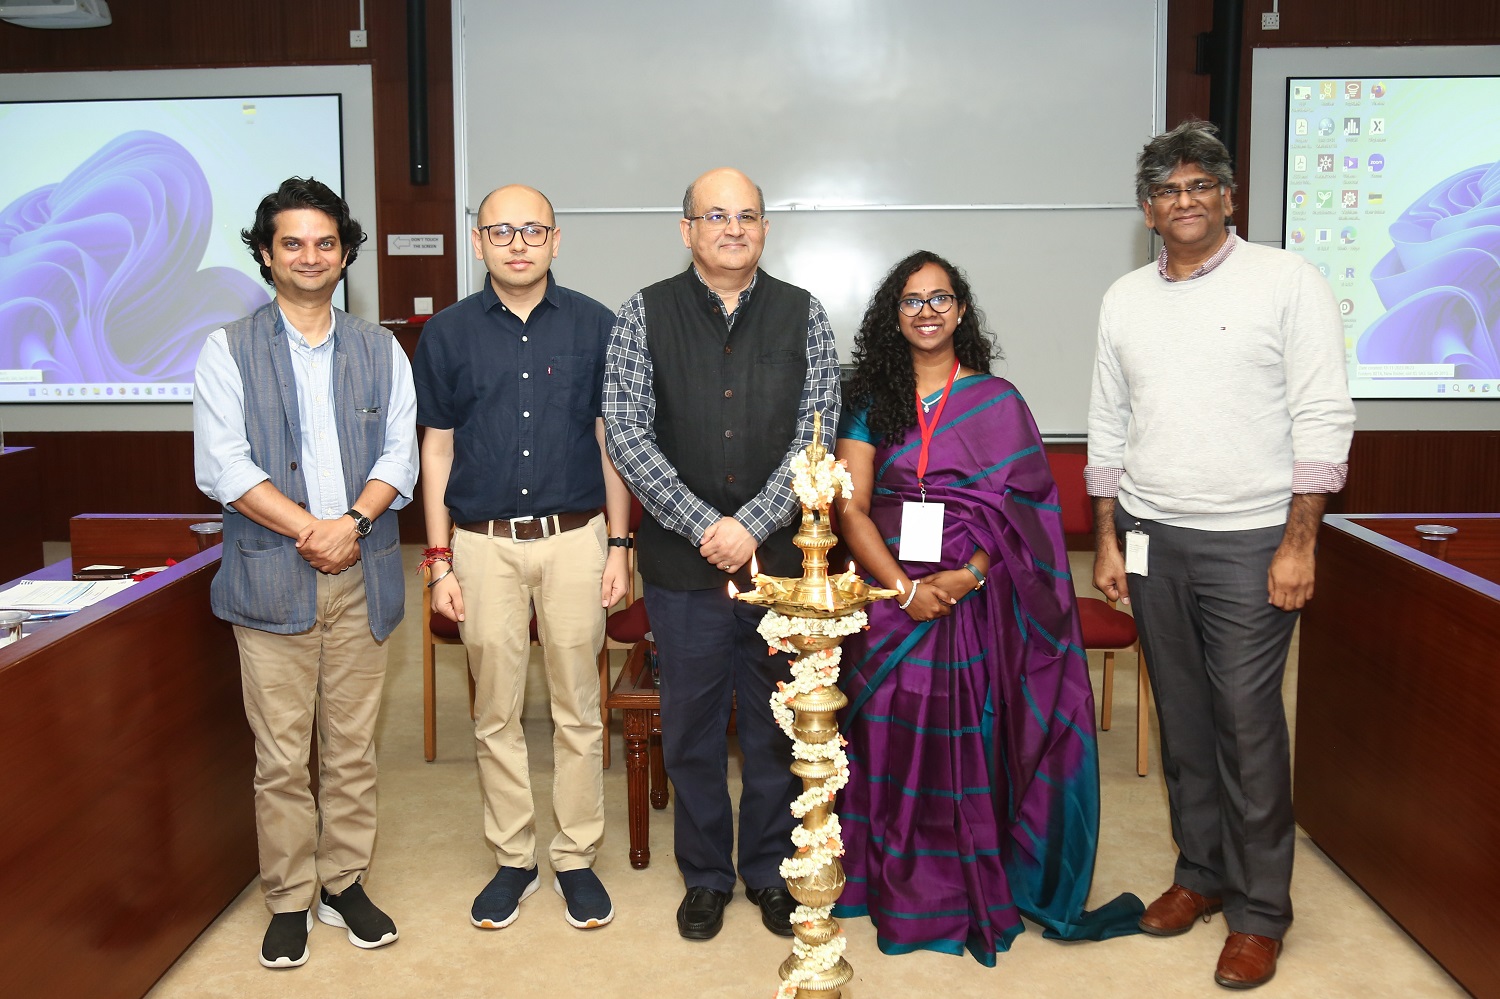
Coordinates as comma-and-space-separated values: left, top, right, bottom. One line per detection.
789, 448, 855, 512
760, 609, 859, 995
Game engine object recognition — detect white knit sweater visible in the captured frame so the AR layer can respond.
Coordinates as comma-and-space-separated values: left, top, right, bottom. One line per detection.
1087, 237, 1355, 531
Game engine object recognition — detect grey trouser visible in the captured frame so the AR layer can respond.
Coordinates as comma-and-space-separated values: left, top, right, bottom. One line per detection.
1117, 505, 1298, 938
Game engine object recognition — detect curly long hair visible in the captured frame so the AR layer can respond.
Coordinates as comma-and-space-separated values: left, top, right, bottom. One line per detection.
846, 251, 999, 445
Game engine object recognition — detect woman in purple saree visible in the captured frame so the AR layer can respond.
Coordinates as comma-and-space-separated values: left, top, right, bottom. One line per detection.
833, 252, 1141, 964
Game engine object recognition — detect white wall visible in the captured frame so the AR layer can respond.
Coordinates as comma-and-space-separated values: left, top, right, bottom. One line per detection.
455, 0, 1167, 435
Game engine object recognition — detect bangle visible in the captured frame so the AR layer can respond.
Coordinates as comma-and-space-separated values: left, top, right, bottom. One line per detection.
962, 562, 986, 589
899, 579, 920, 609
427, 566, 454, 589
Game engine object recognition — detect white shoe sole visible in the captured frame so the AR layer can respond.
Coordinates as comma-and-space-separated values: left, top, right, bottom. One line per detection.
470, 876, 539, 929
316, 899, 399, 949
259, 910, 313, 968
555, 876, 615, 929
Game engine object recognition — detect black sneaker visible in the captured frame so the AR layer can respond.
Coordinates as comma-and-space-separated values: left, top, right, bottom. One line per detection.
317, 882, 399, 949
259, 909, 312, 968
471, 866, 539, 929
554, 868, 614, 929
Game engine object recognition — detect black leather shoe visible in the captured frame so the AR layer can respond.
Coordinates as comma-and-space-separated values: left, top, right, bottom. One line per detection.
677, 886, 732, 940
745, 886, 797, 937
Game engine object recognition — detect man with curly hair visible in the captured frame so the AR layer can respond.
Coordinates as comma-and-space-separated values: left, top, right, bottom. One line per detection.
1087, 122, 1354, 989
194, 177, 417, 969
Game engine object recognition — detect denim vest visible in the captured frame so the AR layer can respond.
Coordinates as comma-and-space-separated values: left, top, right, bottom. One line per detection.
211, 302, 405, 641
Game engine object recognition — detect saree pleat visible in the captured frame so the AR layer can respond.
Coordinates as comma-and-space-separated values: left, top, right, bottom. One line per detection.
835, 376, 1142, 963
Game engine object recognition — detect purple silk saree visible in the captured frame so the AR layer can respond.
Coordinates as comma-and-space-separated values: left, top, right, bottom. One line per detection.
835, 375, 1142, 964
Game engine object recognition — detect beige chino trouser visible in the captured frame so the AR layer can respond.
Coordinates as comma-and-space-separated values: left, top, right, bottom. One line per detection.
235, 562, 388, 913
453, 513, 608, 871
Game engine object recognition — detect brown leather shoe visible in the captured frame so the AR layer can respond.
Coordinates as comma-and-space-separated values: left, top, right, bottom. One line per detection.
1138, 883, 1223, 936
1214, 932, 1282, 989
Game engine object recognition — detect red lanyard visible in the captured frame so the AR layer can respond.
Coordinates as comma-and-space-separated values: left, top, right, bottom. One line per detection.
913, 360, 960, 497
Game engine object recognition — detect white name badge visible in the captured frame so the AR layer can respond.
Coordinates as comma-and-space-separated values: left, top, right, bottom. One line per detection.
898, 501, 945, 562
1125, 529, 1149, 576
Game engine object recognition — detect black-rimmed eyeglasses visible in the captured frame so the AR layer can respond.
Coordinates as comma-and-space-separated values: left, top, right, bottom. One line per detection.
897, 294, 957, 317
685, 211, 765, 231
478, 223, 556, 247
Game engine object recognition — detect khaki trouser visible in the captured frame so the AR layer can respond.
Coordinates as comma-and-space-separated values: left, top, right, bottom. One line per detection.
453, 514, 607, 871
234, 562, 388, 913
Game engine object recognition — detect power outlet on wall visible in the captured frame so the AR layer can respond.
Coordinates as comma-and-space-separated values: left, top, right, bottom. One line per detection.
350, 29, 368, 48
1261, 12, 1280, 30
414, 297, 434, 316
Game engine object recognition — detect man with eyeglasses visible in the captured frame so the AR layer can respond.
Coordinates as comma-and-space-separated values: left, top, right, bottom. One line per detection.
413, 184, 632, 933
1087, 121, 1353, 989
603, 167, 840, 941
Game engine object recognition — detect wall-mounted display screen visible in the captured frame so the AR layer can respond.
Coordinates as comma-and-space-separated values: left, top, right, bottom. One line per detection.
0, 94, 344, 403
1280, 75, 1499, 400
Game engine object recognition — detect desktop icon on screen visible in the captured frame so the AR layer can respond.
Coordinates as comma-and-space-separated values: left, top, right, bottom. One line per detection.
1294, 85, 1313, 100
1295, 118, 1309, 136
1344, 267, 1356, 279
1316, 228, 1331, 244
1315, 190, 1333, 209
1368, 153, 1385, 172
1369, 118, 1385, 135
1343, 117, 1361, 137
1342, 190, 1359, 209
1289, 228, 1306, 244
1318, 117, 1336, 136
1317, 154, 1335, 172
1320, 81, 1336, 99
1291, 190, 1307, 207
1370, 82, 1386, 98
1368, 192, 1384, 206
1340, 226, 1358, 245
1344, 81, 1362, 100
1339, 299, 1354, 316
1294, 154, 1308, 172
1343, 155, 1359, 170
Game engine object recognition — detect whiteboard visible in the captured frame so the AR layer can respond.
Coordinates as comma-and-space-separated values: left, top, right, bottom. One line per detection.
456, 0, 1165, 434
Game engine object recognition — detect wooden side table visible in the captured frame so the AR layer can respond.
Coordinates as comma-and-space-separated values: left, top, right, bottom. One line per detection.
605, 641, 668, 868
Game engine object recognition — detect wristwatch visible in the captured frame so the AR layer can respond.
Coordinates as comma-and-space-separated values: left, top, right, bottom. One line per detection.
608, 537, 633, 549
345, 508, 373, 537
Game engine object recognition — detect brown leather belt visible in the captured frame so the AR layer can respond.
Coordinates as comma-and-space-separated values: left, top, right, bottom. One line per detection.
457, 509, 600, 541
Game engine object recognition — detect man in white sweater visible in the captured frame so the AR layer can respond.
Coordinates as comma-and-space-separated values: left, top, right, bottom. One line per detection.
1087, 120, 1354, 990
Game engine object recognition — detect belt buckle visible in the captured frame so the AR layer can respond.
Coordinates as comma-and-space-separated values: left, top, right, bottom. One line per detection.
507, 515, 549, 541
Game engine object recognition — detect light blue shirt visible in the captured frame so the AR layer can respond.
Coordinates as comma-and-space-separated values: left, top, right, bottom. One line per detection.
193, 306, 418, 519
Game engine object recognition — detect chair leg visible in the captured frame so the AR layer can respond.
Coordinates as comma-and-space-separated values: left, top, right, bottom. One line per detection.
1135, 644, 1150, 777
423, 637, 437, 763
599, 647, 612, 770
1101, 650, 1116, 730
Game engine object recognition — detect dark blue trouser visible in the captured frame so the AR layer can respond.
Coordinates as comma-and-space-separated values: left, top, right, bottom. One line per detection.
1117, 505, 1300, 939
643, 584, 799, 893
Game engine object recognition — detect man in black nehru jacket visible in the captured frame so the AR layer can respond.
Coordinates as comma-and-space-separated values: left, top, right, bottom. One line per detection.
603, 167, 840, 941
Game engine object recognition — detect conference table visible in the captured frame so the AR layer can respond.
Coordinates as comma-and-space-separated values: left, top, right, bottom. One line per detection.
0, 534, 254, 998
1295, 513, 1500, 999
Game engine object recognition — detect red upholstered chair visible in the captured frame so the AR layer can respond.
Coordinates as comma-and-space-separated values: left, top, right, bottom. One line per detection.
1046, 451, 1152, 776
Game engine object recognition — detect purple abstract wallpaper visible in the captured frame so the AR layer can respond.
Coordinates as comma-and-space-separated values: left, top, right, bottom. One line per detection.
0, 130, 269, 388
1357, 161, 1500, 379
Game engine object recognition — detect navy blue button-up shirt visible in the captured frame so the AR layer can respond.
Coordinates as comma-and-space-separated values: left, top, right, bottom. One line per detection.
414, 273, 613, 523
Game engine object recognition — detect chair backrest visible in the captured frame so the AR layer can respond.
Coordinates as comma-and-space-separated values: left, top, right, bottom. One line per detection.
1046, 451, 1094, 537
